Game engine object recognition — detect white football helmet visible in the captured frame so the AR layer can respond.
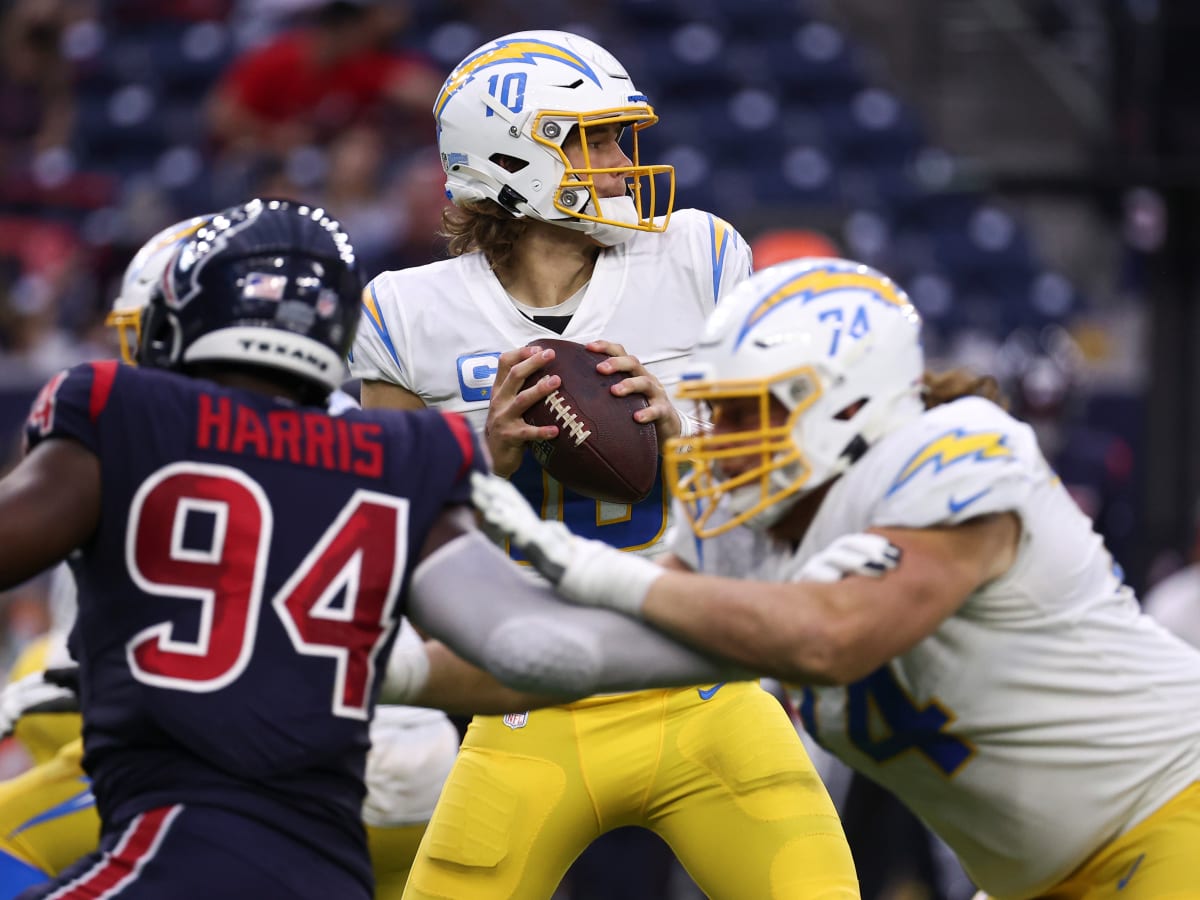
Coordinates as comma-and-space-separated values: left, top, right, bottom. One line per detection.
108, 216, 212, 364
434, 30, 674, 246
665, 258, 926, 537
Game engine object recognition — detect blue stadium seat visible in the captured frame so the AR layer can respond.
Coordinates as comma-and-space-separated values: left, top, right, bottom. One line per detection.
761, 24, 864, 103
712, 0, 812, 38
632, 24, 738, 103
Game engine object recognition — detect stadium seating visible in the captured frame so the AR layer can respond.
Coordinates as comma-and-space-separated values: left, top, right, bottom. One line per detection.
2, 0, 1087, 382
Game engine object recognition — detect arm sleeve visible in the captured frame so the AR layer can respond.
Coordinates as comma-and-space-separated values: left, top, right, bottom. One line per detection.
407, 531, 749, 695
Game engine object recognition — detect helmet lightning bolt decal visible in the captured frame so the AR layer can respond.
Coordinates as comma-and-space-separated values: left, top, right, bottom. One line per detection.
734, 265, 908, 350
434, 38, 601, 120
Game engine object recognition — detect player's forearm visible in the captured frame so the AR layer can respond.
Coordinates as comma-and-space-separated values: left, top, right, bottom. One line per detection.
0, 440, 99, 588
404, 641, 574, 715
408, 532, 747, 696
641, 572, 850, 685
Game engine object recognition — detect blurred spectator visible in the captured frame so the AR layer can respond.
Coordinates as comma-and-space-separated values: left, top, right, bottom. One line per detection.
322, 125, 409, 273
207, 0, 442, 158
0, 0, 76, 172
381, 150, 453, 269
0, 219, 96, 381
1143, 503, 1200, 650
750, 227, 840, 269
999, 326, 1137, 569
107, 0, 233, 23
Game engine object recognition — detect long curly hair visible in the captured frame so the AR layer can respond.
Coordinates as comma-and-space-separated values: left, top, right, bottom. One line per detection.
440, 201, 530, 275
922, 368, 1009, 410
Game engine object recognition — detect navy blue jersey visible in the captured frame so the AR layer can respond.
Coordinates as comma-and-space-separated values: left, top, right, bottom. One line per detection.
22, 360, 485, 891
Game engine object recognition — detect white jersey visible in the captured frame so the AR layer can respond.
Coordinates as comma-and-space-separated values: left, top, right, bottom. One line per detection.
351, 208, 752, 556
670, 396, 1200, 899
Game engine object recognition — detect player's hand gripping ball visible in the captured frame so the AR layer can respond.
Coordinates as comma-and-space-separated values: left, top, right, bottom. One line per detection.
521, 339, 659, 504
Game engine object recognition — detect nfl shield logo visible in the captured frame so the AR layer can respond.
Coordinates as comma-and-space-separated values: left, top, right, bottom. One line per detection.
241, 272, 287, 301
502, 711, 529, 730
315, 288, 339, 318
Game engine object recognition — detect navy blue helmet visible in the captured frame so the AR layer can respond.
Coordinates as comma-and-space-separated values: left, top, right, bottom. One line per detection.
139, 198, 362, 397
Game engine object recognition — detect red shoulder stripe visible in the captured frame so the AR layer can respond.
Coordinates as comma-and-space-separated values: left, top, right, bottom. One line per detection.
88, 360, 119, 422
439, 411, 476, 482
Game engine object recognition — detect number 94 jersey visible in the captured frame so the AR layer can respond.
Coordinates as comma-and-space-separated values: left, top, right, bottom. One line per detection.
23, 360, 483, 889
671, 395, 1200, 899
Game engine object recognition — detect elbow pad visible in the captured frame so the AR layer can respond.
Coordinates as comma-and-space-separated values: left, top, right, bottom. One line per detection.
410, 531, 739, 696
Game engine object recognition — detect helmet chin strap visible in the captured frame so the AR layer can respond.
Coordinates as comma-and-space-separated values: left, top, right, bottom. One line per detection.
543, 195, 642, 247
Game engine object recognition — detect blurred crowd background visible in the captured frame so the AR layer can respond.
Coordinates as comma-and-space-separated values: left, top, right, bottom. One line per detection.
1, 0, 1199, 895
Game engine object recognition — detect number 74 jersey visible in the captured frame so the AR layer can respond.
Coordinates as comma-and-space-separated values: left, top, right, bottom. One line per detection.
672, 395, 1200, 898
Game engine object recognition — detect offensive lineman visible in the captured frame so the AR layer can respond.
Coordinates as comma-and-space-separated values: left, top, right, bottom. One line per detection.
474, 257, 1200, 899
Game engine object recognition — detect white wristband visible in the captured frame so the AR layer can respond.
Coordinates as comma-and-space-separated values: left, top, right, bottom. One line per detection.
559, 539, 664, 617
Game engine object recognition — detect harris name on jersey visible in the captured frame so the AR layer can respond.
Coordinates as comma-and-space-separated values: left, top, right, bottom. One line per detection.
196, 393, 383, 477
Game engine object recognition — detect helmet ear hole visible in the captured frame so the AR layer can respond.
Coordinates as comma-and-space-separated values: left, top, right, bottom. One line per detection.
489, 153, 529, 173
834, 397, 869, 421
139, 306, 179, 371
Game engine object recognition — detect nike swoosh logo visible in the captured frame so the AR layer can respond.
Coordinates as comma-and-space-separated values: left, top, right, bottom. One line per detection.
1117, 853, 1144, 891
698, 683, 726, 701
948, 487, 992, 514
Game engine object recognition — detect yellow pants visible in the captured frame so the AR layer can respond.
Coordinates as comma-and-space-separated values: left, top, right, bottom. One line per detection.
0, 742, 432, 898
1034, 781, 1200, 900
404, 682, 858, 899
0, 739, 96, 877
369, 820, 428, 900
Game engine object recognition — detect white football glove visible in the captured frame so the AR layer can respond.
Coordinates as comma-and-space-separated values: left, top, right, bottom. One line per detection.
470, 472, 662, 616
0, 668, 79, 739
795, 533, 902, 583
379, 619, 431, 705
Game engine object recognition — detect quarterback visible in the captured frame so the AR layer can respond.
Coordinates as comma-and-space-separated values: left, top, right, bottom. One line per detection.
475, 257, 1200, 899
351, 29, 857, 900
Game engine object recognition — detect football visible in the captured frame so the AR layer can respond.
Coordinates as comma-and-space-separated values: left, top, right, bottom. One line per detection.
521, 338, 659, 504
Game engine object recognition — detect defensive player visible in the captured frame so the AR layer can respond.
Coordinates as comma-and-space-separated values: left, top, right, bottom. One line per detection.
0, 215, 211, 899
114, 221, 461, 899
351, 29, 857, 900
0, 198, 746, 900
0, 623, 459, 900
0, 216, 453, 900
474, 257, 1200, 899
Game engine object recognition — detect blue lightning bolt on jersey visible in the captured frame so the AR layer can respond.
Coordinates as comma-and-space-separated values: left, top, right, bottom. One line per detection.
668, 394, 1200, 899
